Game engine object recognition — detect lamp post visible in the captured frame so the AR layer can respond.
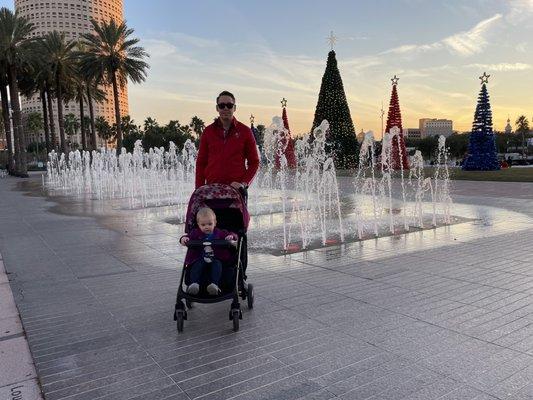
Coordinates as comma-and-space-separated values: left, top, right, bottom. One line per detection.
380, 102, 385, 139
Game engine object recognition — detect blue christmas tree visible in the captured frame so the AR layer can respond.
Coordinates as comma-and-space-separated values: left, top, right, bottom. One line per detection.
462, 72, 500, 171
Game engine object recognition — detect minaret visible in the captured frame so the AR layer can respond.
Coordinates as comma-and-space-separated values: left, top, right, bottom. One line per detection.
505, 116, 512, 134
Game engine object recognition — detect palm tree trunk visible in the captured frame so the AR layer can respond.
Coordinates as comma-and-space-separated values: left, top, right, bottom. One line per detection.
0, 83, 14, 173
56, 74, 67, 154
46, 87, 57, 151
111, 73, 122, 152
8, 64, 27, 177
40, 88, 51, 153
79, 94, 87, 150
87, 88, 96, 150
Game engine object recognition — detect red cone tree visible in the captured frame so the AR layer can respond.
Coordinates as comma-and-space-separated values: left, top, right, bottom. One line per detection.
385, 78, 409, 170
276, 99, 296, 169
281, 104, 296, 169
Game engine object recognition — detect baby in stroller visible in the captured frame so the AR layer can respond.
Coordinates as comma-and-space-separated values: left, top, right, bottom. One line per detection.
179, 206, 238, 295
174, 183, 254, 332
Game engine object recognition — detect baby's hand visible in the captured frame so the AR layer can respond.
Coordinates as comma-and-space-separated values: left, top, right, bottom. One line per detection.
180, 236, 189, 246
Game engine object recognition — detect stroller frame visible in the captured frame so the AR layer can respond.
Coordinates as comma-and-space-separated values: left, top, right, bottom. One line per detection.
174, 185, 254, 332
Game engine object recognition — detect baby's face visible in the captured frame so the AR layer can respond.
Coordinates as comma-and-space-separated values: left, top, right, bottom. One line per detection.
197, 215, 216, 235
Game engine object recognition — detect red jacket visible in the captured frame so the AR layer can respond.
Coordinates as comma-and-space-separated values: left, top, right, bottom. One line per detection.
195, 117, 260, 189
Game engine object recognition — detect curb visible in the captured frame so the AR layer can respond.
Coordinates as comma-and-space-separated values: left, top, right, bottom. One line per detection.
0, 252, 43, 400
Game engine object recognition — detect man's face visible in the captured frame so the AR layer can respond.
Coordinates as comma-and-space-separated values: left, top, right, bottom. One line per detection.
216, 95, 235, 122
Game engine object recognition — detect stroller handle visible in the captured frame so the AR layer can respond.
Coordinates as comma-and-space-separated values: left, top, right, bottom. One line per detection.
185, 239, 238, 248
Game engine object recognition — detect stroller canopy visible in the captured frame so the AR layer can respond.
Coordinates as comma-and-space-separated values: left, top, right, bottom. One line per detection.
184, 184, 250, 233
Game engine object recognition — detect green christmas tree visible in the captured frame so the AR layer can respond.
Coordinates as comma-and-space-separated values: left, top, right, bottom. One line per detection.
311, 50, 359, 168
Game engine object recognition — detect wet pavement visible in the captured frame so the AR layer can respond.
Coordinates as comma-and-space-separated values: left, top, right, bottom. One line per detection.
0, 174, 532, 400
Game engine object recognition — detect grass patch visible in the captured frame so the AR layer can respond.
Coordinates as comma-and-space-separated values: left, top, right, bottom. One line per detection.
337, 167, 533, 182
445, 167, 533, 182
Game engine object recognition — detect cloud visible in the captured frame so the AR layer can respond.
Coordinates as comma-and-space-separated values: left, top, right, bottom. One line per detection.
464, 63, 532, 71
342, 56, 383, 72
442, 14, 502, 56
515, 42, 528, 53
381, 14, 502, 57
382, 43, 442, 55
343, 35, 369, 41
143, 39, 201, 65
506, 0, 533, 24
164, 32, 220, 48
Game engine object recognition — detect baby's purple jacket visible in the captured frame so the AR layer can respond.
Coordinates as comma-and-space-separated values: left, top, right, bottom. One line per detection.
182, 227, 238, 265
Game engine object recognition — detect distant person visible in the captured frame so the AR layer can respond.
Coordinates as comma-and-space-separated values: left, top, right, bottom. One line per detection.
195, 91, 260, 190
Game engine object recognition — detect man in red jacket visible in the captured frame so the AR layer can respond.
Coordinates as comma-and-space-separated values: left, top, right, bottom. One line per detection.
195, 91, 260, 189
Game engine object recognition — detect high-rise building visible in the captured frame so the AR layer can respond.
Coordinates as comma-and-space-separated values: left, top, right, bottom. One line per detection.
419, 118, 453, 138
14, 0, 128, 148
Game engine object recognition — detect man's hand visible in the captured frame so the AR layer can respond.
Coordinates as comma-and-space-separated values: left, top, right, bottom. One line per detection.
179, 236, 189, 246
230, 182, 243, 190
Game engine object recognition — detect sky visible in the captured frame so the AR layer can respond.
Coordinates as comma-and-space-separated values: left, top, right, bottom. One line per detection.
3, 0, 533, 137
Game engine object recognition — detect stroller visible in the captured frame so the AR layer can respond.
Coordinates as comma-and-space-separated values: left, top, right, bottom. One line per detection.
174, 183, 254, 332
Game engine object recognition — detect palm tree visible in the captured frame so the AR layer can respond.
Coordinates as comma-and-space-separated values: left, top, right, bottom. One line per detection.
0, 7, 35, 176
41, 31, 76, 154
120, 115, 138, 136
0, 66, 14, 172
64, 113, 80, 147
24, 48, 59, 152
71, 69, 87, 150
45, 83, 58, 151
143, 117, 158, 132
95, 116, 113, 149
85, 81, 107, 150
190, 116, 205, 139
17, 46, 55, 153
80, 19, 149, 152
72, 41, 96, 151
74, 42, 108, 151
25, 112, 43, 144
515, 115, 529, 159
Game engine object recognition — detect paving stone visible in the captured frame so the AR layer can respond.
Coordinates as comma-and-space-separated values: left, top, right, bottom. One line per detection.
0, 337, 37, 387
45, 365, 168, 400
404, 376, 460, 400
0, 315, 23, 339
1, 176, 533, 399
0, 379, 43, 400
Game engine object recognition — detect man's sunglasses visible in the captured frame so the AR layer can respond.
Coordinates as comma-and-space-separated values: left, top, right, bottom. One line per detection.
217, 102, 235, 110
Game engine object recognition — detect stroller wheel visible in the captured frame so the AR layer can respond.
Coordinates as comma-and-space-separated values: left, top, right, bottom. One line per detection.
247, 284, 254, 309
176, 310, 185, 332
231, 309, 240, 332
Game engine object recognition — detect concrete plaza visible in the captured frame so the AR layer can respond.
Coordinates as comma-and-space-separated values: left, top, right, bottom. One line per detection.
0, 175, 532, 400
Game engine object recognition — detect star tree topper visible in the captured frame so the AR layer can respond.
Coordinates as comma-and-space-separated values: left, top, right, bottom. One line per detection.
479, 72, 490, 85
391, 75, 399, 86
281, 98, 287, 108
327, 31, 337, 51
250, 114, 255, 124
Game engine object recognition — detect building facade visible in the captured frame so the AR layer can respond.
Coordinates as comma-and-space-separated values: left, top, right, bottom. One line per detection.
14, 0, 128, 148
403, 128, 421, 140
419, 118, 453, 138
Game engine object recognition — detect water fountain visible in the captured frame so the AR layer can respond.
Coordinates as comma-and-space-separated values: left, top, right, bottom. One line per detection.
46, 139, 197, 212
44, 120, 453, 253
